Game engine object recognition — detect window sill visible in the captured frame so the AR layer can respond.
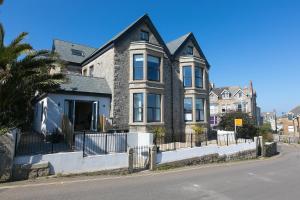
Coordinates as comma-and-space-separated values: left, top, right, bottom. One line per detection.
129, 80, 164, 85
185, 121, 207, 125
129, 122, 164, 126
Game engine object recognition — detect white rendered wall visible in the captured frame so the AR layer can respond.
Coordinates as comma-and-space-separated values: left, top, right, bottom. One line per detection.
127, 132, 153, 147
14, 151, 128, 175
156, 142, 257, 164
33, 93, 111, 134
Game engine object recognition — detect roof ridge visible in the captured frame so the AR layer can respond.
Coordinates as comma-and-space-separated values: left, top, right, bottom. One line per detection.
54, 38, 97, 50
81, 14, 171, 65
66, 74, 106, 80
166, 32, 192, 55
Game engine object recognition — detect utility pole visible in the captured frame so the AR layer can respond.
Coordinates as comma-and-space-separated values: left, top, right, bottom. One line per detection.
274, 109, 278, 134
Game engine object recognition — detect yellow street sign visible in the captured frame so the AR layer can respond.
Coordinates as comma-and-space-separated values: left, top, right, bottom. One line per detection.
235, 119, 243, 126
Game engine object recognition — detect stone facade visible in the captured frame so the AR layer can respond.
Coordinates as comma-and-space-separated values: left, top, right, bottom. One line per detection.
173, 46, 210, 134
156, 149, 257, 170
12, 161, 50, 181
0, 129, 19, 182
80, 15, 210, 135
263, 142, 278, 157
209, 81, 258, 127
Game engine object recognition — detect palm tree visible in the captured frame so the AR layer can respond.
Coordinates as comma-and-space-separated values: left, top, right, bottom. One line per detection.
0, 24, 65, 131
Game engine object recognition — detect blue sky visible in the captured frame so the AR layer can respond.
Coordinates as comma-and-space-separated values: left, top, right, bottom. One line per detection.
1, 0, 299, 114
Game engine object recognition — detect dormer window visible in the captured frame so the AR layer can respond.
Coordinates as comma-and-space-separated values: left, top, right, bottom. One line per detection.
71, 49, 85, 57
222, 91, 230, 99
140, 30, 149, 41
238, 91, 243, 98
187, 46, 193, 55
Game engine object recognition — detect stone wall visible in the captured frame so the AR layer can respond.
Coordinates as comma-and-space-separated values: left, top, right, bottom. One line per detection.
157, 149, 257, 169
264, 142, 278, 157
12, 161, 50, 181
0, 129, 19, 182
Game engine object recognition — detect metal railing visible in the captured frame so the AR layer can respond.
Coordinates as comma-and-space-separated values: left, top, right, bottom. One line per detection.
74, 131, 128, 156
15, 131, 128, 157
15, 132, 72, 156
132, 145, 150, 171
155, 133, 208, 152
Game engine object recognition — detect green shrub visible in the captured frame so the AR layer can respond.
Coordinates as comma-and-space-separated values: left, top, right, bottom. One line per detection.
152, 126, 165, 144
259, 123, 273, 142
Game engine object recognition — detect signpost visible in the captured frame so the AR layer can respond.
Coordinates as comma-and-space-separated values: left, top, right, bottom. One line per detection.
234, 119, 243, 143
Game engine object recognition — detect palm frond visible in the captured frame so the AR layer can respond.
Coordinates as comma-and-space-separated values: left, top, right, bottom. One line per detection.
8, 32, 28, 48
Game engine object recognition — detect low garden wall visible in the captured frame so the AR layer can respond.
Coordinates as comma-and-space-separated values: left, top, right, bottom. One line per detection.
264, 142, 278, 157
156, 142, 257, 168
14, 151, 128, 176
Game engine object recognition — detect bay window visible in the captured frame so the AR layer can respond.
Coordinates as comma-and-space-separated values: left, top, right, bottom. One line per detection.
184, 97, 193, 121
133, 54, 144, 80
195, 66, 203, 88
147, 55, 160, 81
133, 93, 143, 122
183, 66, 192, 87
196, 98, 204, 122
147, 94, 161, 122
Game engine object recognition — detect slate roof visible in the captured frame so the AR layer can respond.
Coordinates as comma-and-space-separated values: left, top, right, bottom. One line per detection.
211, 86, 251, 97
166, 32, 210, 68
59, 74, 111, 95
82, 14, 171, 65
290, 105, 300, 115
53, 39, 97, 64
166, 33, 191, 55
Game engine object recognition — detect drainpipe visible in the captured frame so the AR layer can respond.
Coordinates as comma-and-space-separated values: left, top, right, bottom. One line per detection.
170, 59, 175, 138
274, 110, 278, 134
297, 116, 300, 137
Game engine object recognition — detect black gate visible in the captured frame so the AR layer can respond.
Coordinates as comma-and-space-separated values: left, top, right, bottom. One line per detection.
132, 146, 150, 171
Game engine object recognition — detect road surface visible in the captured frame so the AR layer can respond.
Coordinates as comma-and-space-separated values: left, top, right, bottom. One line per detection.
1, 144, 300, 200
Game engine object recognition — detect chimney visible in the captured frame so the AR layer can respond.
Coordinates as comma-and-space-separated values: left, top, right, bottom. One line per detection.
249, 80, 254, 95
211, 82, 215, 88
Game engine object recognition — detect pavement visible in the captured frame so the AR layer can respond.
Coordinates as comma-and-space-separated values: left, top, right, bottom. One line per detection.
1, 143, 300, 200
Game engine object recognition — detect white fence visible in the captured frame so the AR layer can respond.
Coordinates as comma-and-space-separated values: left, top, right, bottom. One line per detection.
217, 130, 253, 145
156, 141, 257, 165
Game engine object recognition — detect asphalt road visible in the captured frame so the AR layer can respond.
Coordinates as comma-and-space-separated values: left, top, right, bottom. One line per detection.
1, 144, 300, 200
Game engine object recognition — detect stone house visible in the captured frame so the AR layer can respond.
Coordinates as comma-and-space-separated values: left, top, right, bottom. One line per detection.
209, 81, 258, 127
81, 14, 211, 135
277, 106, 300, 136
34, 14, 211, 136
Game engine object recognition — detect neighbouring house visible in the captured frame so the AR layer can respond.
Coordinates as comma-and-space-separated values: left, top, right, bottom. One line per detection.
262, 112, 277, 131
50, 39, 97, 75
33, 14, 211, 136
277, 106, 300, 136
209, 81, 258, 127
